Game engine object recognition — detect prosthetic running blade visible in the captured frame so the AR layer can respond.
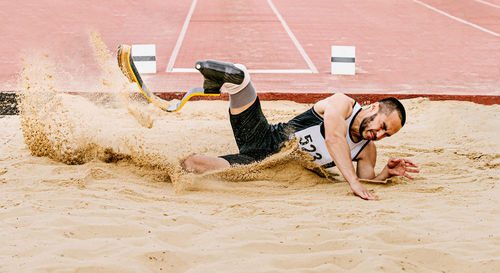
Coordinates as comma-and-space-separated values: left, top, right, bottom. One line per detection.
166, 87, 219, 112
117, 44, 220, 112
117, 44, 156, 103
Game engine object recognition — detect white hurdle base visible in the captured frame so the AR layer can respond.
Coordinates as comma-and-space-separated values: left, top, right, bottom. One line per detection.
331, 46, 355, 75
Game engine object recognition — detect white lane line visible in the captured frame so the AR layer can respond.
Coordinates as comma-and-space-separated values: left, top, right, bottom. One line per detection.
474, 0, 500, 9
171, 68, 314, 73
250, 69, 313, 73
266, 0, 318, 73
166, 0, 198, 72
413, 0, 500, 37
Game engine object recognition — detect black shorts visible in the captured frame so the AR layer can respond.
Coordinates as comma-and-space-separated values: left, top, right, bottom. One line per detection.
220, 97, 289, 165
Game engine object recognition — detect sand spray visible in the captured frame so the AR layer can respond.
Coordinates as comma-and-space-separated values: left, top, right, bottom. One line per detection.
17, 31, 325, 191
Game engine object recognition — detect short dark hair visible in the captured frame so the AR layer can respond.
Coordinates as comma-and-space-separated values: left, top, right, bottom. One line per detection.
378, 97, 406, 126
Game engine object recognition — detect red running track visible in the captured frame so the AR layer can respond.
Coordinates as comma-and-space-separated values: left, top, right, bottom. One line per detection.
1, 0, 499, 104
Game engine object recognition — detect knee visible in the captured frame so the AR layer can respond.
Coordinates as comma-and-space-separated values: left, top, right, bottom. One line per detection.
182, 155, 203, 174
181, 154, 230, 174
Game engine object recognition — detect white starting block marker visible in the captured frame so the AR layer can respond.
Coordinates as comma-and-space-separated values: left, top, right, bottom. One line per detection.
132, 44, 156, 74
331, 46, 355, 75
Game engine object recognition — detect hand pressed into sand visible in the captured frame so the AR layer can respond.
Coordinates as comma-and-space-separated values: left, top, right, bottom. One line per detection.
386, 158, 420, 179
350, 181, 378, 200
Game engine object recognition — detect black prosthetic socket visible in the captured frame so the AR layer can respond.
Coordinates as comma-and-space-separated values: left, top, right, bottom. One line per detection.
195, 60, 245, 94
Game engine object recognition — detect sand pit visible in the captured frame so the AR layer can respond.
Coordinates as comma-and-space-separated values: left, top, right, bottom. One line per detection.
1, 35, 499, 272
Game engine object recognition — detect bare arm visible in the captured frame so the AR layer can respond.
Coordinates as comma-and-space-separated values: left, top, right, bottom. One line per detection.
357, 143, 420, 181
322, 94, 377, 200
356, 142, 378, 179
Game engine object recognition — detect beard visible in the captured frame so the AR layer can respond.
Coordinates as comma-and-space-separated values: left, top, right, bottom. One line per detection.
359, 113, 377, 140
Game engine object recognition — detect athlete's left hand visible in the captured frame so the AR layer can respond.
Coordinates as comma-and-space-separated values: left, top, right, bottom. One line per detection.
386, 158, 419, 179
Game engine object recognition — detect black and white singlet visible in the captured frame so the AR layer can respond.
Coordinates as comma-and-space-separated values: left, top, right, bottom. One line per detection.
290, 102, 370, 173
219, 97, 370, 169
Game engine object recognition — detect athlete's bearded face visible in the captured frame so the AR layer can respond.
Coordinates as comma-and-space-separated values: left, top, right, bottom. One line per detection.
359, 113, 377, 140
359, 109, 403, 141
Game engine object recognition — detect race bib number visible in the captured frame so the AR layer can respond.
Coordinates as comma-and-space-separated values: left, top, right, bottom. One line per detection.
293, 125, 333, 166
298, 134, 323, 160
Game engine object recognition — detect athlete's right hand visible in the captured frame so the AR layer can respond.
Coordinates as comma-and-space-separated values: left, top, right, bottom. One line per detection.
350, 181, 378, 200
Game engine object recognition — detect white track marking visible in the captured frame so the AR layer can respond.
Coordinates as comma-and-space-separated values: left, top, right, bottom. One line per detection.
266, 0, 318, 73
413, 0, 500, 37
474, 0, 500, 9
171, 68, 313, 73
249, 69, 313, 73
166, 0, 198, 72
167, 0, 315, 74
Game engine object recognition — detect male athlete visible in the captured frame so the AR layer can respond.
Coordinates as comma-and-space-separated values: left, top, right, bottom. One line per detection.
180, 60, 419, 200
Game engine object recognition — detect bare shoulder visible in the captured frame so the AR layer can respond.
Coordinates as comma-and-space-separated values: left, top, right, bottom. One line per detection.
314, 93, 355, 118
